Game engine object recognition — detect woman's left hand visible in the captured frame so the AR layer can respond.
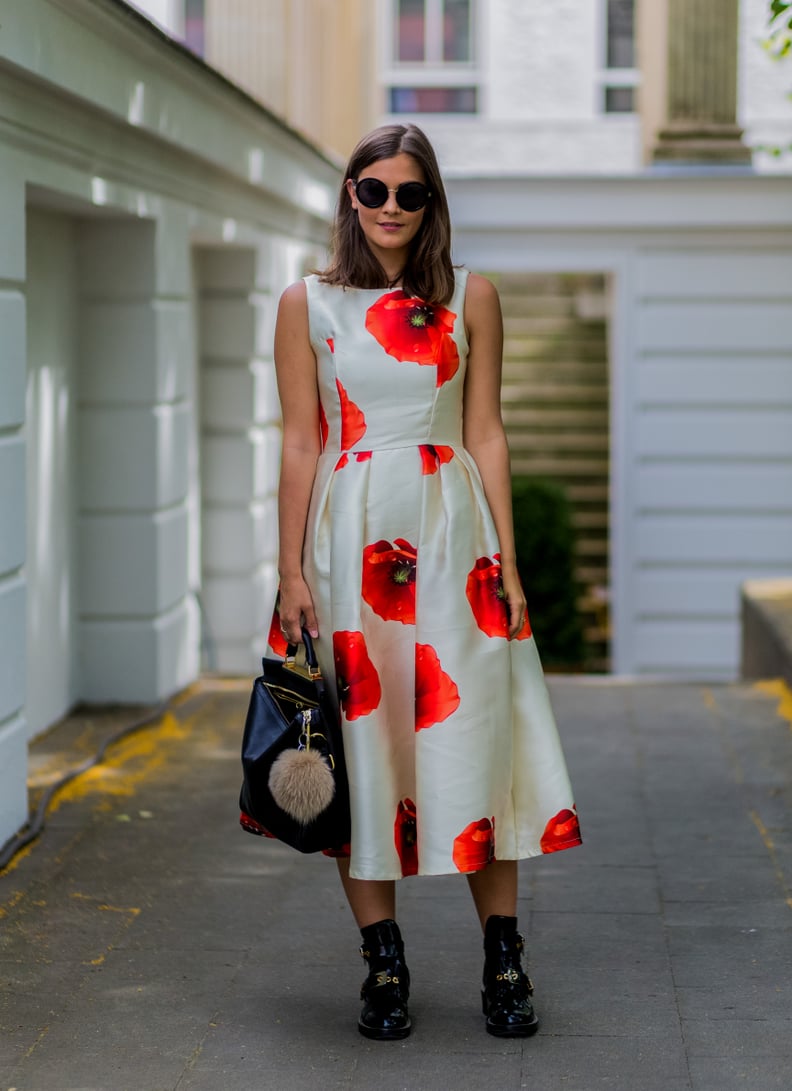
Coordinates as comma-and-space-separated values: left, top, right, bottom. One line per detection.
502, 568, 527, 640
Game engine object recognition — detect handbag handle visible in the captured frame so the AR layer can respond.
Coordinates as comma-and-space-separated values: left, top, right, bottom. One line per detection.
285, 628, 321, 679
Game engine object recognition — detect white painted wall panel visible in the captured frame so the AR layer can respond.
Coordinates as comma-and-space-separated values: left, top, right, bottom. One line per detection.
0, 714, 28, 843
0, 291, 26, 429
79, 505, 189, 616
632, 620, 739, 675
25, 209, 79, 738
194, 246, 273, 293
199, 294, 274, 360
202, 360, 281, 430
638, 252, 792, 298
636, 515, 792, 565
80, 596, 198, 702
201, 565, 275, 642
635, 463, 792, 511
202, 500, 277, 574
202, 429, 280, 504
0, 578, 25, 722
78, 403, 190, 510
80, 301, 192, 404
635, 410, 792, 458
0, 437, 25, 573
636, 358, 792, 406
634, 569, 779, 617
638, 302, 792, 353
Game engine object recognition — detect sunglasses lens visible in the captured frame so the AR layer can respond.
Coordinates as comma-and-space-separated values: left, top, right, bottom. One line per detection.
396, 182, 429, 212
355, 178, 388, 208
354, 179, 430, 211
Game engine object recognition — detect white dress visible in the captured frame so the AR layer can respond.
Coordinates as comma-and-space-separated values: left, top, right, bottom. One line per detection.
268, 270, 581, 880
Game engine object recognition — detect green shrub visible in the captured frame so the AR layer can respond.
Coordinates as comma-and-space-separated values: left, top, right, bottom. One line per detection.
511, 476, 585, 669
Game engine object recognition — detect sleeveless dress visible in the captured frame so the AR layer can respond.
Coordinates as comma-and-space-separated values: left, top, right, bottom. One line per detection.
268, 270, 581, 881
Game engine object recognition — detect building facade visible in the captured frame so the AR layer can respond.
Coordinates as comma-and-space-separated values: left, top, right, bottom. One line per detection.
0, 0, 337, 848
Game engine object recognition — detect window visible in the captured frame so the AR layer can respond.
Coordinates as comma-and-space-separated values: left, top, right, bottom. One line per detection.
184, 0, 205, 57
600, 0, 638, 113
385, 0, 479, 115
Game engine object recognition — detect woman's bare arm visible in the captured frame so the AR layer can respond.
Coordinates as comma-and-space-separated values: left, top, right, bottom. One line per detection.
273, 280, 322, 640
462, 273, 526, 639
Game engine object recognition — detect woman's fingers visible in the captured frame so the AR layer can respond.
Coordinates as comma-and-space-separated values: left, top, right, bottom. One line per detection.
507, 595, 527, 640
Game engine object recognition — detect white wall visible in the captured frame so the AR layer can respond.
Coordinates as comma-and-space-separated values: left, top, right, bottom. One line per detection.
25, 210, 80, 736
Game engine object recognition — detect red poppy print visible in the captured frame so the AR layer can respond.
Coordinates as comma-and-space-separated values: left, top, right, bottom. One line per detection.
361, 539, 417, 624
540, 807, 582, 854
267, 597, 289, 658
319, 402, 328, 449
326, 337, 335, 353
415, 643, 461, 730
395, 798, 418, 876
332, 630, 382, 721
322, 842, 351, 859
466, 554, 531, 640
334, 450, 372, 472
336, 379, 367, 449
365, 291, 460, 386
419, 444, 455, 475
452, 817, 495, 873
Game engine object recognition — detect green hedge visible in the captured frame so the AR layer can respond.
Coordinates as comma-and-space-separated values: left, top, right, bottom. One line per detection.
511, 476, 585, 669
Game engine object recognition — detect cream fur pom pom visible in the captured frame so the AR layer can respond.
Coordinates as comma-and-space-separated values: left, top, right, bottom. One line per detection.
268, 748, 336, 823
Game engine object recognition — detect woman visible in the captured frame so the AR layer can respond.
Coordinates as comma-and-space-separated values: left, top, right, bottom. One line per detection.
271, 123, 581, 1041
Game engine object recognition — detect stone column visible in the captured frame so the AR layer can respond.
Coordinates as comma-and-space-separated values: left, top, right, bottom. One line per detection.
652, 0, 751, 164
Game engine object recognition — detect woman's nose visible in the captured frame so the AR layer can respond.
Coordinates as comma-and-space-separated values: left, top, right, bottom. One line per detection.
382, 190, 400, 213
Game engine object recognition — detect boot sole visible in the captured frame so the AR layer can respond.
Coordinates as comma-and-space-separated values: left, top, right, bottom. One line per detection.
485, 1015, 539, 1038
358, 1020, 412, 1041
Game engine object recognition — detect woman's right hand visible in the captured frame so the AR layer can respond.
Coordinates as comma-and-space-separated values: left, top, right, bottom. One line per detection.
277, 575, 319, 643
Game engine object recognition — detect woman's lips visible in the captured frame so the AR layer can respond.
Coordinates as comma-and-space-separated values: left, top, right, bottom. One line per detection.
378, 223, 403, 232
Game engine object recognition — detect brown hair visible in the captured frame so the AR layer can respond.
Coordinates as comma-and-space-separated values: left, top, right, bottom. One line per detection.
319, 123, 455, 306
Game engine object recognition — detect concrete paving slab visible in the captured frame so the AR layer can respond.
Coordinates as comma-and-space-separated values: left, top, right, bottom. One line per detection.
0, 677, 790, 1090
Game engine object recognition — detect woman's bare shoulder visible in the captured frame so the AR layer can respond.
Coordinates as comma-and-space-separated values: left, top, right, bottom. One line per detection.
279, 279, 308, 309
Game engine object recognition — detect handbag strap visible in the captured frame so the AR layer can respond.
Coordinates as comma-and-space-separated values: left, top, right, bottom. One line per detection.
284, 630, 329, 704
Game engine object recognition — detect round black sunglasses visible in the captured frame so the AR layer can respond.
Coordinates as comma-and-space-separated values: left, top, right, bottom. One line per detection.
353, 178, 431, 213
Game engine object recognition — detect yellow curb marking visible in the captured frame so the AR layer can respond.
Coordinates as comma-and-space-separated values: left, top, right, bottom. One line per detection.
750, 810, 792, 912
754, 678, 792, 728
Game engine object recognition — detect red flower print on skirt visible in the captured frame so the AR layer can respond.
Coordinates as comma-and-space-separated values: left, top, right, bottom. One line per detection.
452, 817, 495, 873
332, 631, 382, 721
334, 450, 373, 472
319, 402, 329, 449
415, 643, 461, 730
419, 444, 455, 475
365, 290, 460, 386
336, 379, 367, 449
540, 807, 582, 854
361, 539, 417, 624
395, 798, 418, 876
267, 596, 289, 658
466, 554, 531, 640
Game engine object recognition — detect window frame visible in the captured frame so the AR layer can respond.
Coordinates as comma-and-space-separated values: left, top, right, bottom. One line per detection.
381, 0, 483, 118
595, 0, 640, 116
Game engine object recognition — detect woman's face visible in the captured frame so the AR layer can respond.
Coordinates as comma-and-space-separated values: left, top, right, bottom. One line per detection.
345, 153, 427, 270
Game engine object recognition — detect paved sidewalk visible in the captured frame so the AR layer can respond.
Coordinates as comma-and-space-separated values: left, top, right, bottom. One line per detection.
1, 677, 791, 1091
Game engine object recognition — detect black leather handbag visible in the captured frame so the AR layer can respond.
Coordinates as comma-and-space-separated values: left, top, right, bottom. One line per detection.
239, 630, 350, 854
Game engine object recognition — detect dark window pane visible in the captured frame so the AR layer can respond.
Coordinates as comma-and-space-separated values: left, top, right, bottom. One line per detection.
443, 0, 472, 62
397, 0, 426, 62
390, 86, 477, 113
605, 86, 635, 113
184, 0, 205, 55
607, 0, 634, 68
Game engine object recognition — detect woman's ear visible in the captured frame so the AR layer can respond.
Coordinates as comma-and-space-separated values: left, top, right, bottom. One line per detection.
345, 178, 358, 209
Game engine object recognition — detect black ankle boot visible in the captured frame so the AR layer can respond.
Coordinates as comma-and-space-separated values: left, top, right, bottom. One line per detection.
481, 915, 538, 1037
358, 919, 411, 1040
